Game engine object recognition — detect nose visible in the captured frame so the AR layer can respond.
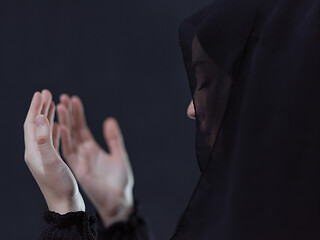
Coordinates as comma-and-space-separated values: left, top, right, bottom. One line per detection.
187, 100, 196, 119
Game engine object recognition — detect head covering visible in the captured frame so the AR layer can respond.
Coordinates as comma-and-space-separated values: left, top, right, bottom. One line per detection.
172, 0, 320, 239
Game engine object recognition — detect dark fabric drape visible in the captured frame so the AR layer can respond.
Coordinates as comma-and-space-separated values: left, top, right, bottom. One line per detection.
173, 0, 320, 239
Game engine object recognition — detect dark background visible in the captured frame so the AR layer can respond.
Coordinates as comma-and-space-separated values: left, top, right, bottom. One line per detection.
0, 0, 211, 239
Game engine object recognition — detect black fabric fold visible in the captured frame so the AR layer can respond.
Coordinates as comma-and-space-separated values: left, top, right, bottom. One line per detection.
95, 199, 153, 240
172, 0, 320, 239
40, 210, 97, 240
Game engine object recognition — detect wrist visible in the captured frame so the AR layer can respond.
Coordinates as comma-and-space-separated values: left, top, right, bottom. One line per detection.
46, 192, 85, 215
98, 196, 134, 228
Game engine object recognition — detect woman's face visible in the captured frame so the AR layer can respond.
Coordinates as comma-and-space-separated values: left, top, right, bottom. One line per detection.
187, 100, 196, 119
187, 35, 233, 146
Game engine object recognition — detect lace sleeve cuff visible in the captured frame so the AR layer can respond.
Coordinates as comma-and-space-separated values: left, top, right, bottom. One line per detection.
40, 210, 97, 240
96, 199, 151, 239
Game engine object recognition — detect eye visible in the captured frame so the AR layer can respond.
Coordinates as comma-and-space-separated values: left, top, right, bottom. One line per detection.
197, 79, 210, 90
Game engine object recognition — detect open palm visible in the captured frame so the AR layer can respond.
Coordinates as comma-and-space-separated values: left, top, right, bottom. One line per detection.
56, 94, 134, 227
23, 90, 85, 214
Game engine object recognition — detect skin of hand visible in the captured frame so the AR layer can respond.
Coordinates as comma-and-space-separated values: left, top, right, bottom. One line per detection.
56, 93, 134, 227
23, 90, 85, 214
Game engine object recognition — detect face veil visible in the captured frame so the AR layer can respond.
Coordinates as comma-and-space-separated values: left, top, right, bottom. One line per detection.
172, 0, 320, 239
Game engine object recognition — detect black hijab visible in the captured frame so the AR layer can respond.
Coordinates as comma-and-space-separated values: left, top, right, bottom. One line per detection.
173, 0, 320, 239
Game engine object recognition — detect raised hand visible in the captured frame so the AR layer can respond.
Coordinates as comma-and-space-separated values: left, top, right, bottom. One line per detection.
56, 94, 134, 227
23, 90, 85, 214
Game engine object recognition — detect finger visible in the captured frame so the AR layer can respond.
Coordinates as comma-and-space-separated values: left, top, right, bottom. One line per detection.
70, 96, 87, 130
60, 93, 71, 109
47, 101, 56, 130
35, 115, 58, 162
24, 92, 43, 149
70, 95, 94, 142
103, 117, 127, 156
25, 92, 43, 125
57, 103, 72, 131
40, 89, 52, 117
52, 122, 61, 152
60, 94, 73, 128
57, 103, 78, 158
60, 125, 75, 160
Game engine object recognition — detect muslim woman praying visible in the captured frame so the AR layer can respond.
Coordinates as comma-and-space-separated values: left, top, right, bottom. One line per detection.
23, 0, 320, 239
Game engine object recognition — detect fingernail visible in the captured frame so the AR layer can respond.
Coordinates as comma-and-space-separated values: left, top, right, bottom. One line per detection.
36, 116, 46, 128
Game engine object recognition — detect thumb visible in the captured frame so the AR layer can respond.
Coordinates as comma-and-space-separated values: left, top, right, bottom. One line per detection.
36, 115, 55, 157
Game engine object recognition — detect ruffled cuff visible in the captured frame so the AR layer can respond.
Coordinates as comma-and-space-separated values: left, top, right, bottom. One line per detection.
96, 199, 150, 239
40, 210, 97, 240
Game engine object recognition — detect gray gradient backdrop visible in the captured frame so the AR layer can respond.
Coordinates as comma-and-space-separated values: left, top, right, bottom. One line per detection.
0, 0, 211, 239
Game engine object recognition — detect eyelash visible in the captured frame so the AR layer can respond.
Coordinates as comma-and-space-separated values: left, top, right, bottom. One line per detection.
198, 80, 209, 90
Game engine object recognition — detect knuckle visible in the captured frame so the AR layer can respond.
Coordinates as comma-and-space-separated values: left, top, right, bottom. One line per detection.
37, 135, 48, 145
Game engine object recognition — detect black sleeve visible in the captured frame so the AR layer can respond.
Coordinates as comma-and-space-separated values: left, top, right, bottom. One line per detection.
96, 199, 153, 240
40, 210, 97, 240
40, 200, 153, 240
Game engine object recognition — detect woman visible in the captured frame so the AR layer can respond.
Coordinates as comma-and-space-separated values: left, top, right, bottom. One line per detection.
23, 0, 320, 239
